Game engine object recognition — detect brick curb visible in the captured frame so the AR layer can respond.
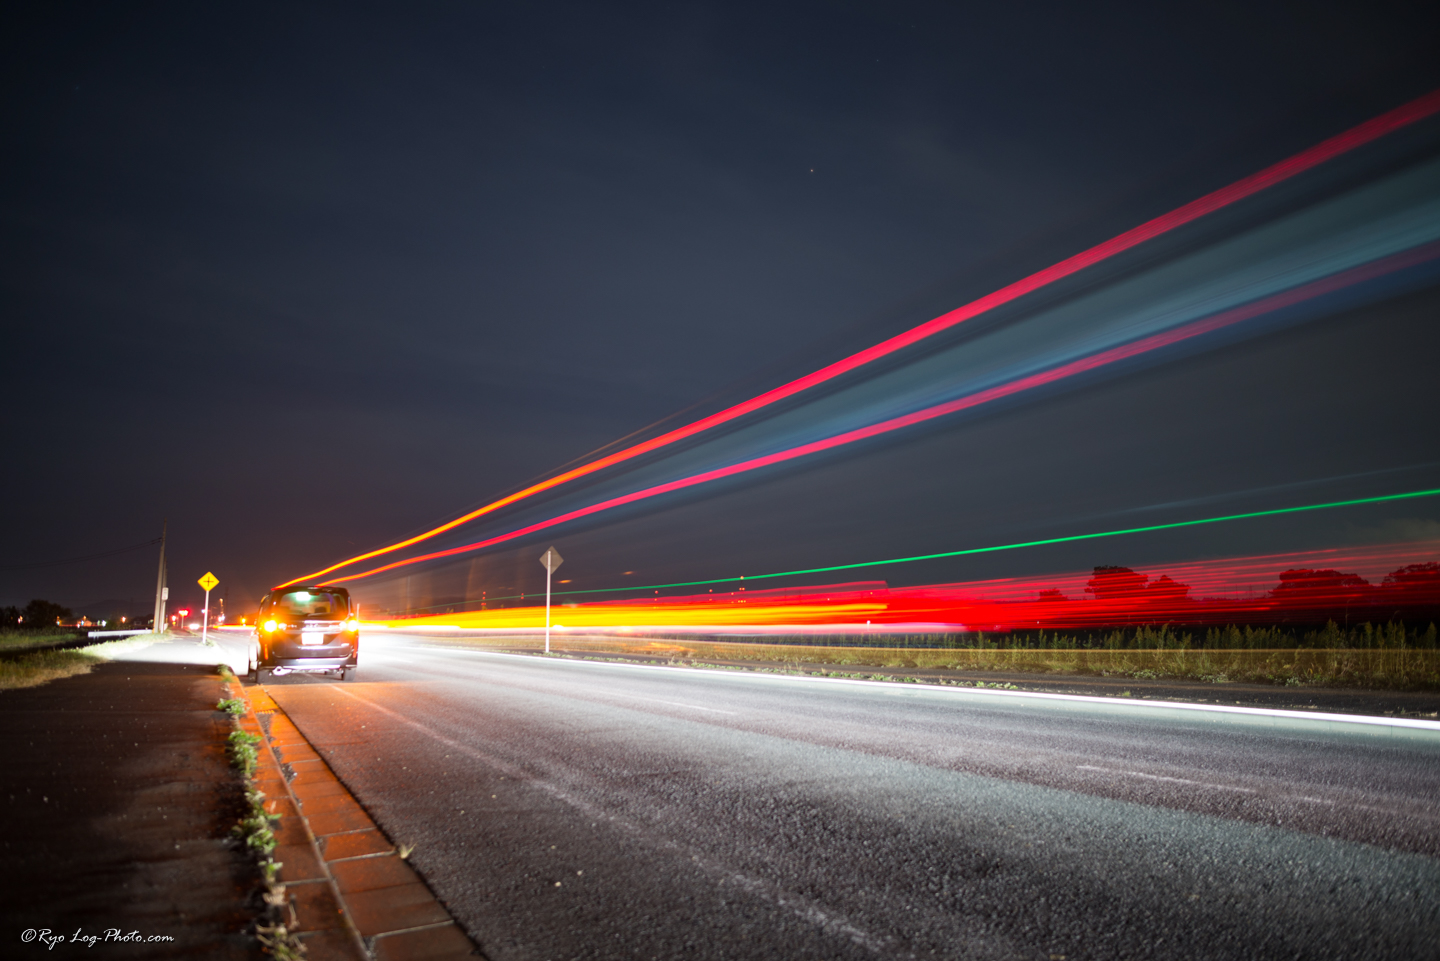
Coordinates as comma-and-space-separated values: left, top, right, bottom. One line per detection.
222, 677, 481, 960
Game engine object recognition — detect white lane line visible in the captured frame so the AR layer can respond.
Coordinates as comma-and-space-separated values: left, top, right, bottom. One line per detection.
362, 645, 738, 714
1292, 794, 1424, 818
1076, 764, 1256, 793
1075, 772, 1429, 822
315, 684, 891, 955
603, 690, 738, 715
396, 641, 1440, 734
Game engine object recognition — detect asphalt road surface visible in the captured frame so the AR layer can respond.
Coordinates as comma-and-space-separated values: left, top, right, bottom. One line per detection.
239, 631, 1440, 960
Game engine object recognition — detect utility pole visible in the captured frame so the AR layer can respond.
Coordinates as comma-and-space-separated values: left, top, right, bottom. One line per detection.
151, 520, 168, 634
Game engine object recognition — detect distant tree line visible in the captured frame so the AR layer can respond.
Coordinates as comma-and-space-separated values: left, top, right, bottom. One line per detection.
971, 562, 1440, 630
1087, 562, 1440, 602
0, 599, 76, 630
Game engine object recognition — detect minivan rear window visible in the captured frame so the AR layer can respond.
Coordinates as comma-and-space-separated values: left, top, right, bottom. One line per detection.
266, 591, 349, 618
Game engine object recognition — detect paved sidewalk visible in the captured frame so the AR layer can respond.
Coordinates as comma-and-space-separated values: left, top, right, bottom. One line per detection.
0, 654, 260, 959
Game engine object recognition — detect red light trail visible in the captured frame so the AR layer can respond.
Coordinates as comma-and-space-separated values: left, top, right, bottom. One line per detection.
317, 240, 1440, 586
376, 540, 1440, 632
278, 89, 1440, 590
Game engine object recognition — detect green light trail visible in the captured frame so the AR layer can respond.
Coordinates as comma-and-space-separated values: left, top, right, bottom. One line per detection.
554, 486, 1440, 598
398, 487, 1440, 614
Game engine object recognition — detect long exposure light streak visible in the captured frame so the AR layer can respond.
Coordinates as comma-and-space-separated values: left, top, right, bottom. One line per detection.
316, 239, 1440, 587
380, 539, 1440, 632
395, 536, 1430, 611
617, 488, 1440, 593
279, 88, 1440, 590
322, 485, 1440, 590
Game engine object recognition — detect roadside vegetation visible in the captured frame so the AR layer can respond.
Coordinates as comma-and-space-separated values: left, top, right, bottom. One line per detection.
0, 594, 143, 657
0, 648, 102, 690
434, 620, 1440, 690
0, 629, 82, 653
1, 599, 146, 653
216, 666, 307, 960
647, 621, 1438, 651
0, 635, 156, 691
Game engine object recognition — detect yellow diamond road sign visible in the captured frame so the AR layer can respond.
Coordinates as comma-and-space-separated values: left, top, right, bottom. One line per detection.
198, 572, 219, 592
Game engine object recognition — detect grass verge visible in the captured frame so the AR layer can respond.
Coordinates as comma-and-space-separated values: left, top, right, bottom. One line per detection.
0, 635, 157, 691
0, 649, 103, 690
216, 665, 307, 960
0, 630, 82, 652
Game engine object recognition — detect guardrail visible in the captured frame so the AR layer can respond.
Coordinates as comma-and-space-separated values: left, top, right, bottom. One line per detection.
86, 629, 157, 638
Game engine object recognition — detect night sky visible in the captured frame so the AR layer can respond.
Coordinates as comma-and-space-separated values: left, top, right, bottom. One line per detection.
5, 2, 1440, 618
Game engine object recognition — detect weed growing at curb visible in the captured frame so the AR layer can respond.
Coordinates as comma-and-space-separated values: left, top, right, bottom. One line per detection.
234, 784, 278, 855
228, 730, 263, 779
256, 923, 306, 961
216, 666, 307, 960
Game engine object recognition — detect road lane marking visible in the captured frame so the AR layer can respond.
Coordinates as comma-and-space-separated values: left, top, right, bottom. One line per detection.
390, 639, 1440, 734
602, 690, 738, 714
1072, 766, 1438, 822
360, 646, 740, 714
1076, 764, 1256, 793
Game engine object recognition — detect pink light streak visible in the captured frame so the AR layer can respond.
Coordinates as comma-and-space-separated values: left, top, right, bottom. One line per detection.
322, 239, 1440, 586
285, 89, 1440, 589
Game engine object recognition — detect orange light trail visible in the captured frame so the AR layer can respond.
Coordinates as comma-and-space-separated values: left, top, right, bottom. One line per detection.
276, 88, 1440, 590
315, 242, 1440, 587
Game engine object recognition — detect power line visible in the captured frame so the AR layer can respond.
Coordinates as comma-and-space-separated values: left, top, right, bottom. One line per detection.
0, 537, 163, 572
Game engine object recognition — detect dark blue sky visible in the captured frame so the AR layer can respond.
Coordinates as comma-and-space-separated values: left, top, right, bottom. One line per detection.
4, 1, 1439, 614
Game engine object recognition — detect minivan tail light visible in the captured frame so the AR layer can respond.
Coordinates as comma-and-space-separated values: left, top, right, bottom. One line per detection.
344, 619, 359, 633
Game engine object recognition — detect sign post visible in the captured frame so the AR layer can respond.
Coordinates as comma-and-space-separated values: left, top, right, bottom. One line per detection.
198, 572, 219, 644
538, 547, 563, 654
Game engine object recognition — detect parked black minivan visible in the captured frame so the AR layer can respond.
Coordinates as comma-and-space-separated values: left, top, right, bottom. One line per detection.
248, 586, 358, 682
